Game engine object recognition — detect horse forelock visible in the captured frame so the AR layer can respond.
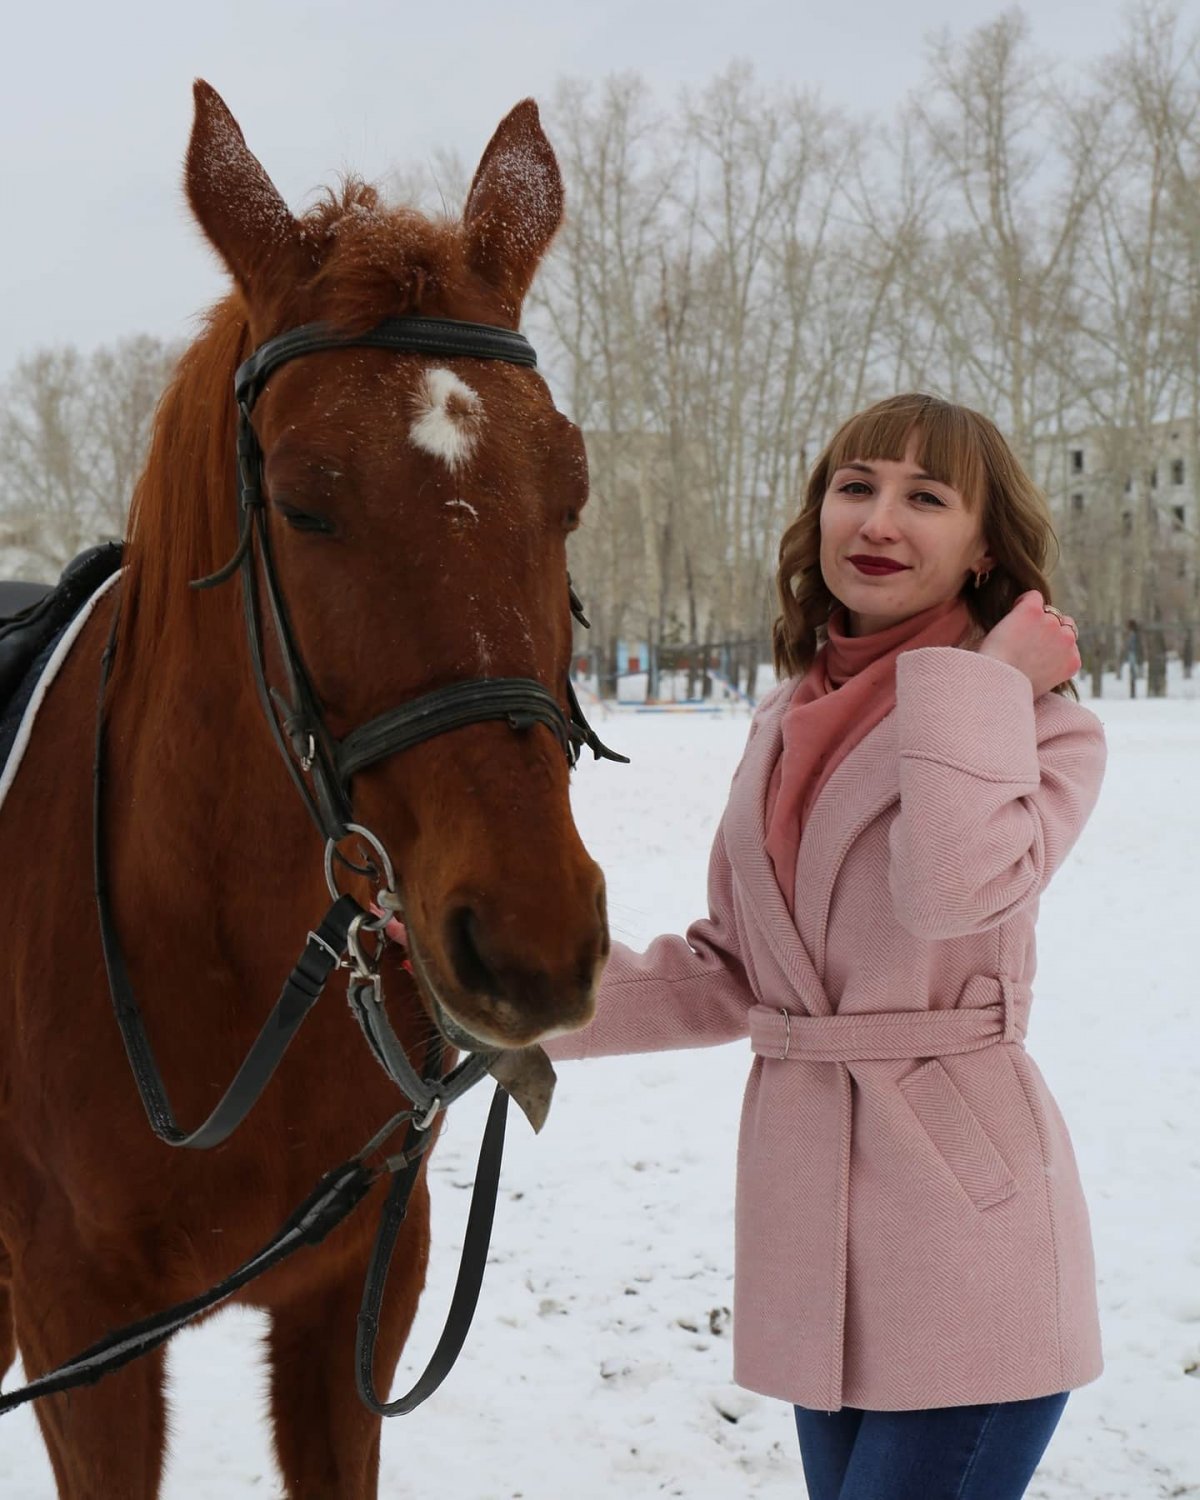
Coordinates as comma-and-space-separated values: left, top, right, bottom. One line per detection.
297, 179, 497, 331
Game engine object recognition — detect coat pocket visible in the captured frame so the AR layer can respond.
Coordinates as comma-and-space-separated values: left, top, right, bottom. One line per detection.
898, 1058, 1017, 1211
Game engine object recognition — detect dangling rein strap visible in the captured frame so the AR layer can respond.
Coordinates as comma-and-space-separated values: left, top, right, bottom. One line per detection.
12, 602, 512, 1423
0, 1153, 374, 1415
0, 1085, 511, 1419
356, 1084, 509, 1415
92, 608, 363, 1149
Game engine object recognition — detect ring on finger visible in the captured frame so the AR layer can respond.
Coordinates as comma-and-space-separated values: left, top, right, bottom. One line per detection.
1043, 603, 1079, 640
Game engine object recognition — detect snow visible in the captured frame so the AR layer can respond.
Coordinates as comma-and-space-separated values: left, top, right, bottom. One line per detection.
2, 684, 1199, 1497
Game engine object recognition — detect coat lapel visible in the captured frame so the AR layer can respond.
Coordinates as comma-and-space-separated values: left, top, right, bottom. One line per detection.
725, 681, 901, 1004
794, 713, 899, 976
724, 681, 830, 1015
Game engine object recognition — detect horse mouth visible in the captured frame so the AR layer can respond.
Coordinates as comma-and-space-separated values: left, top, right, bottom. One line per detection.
401, 923, 510, 1053
429, 992, 498, 1053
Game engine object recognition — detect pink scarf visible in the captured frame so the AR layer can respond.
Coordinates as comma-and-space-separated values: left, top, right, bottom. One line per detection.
765, 594, 977, 916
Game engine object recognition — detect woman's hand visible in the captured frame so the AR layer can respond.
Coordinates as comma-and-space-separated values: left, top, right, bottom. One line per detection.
976, 590, 1081, 699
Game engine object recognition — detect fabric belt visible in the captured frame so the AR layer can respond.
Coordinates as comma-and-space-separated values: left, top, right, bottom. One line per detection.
748, 977, 1031, 1063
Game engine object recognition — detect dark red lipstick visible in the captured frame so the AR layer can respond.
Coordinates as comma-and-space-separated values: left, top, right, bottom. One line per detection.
848, 555, 910, 575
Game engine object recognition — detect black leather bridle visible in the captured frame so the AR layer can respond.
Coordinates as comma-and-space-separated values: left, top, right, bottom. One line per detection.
195, 313, 626, 847
0, 314, 631, 1425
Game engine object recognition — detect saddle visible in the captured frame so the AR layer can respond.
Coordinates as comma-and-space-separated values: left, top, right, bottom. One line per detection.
0, 542, 125, 775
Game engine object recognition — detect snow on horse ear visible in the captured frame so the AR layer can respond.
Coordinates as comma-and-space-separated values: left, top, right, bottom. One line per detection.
184, 79, 309, 305
463, 98, 565, 320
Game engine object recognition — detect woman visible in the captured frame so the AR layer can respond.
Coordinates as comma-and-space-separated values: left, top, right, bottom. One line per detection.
545, 393, 1106, 1500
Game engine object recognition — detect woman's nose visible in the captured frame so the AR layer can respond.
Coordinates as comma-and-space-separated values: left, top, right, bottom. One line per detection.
861, 502, 901, 537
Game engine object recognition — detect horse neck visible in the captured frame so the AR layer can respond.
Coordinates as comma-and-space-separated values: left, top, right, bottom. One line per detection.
111, 600, 316, 901
110, 307, 318, 903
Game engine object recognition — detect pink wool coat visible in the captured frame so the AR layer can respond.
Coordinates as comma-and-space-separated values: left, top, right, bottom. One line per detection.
545, 644, 1107, 1413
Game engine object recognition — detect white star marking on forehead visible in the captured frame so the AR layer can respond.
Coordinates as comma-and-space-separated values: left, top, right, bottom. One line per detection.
409, 367, 484, 470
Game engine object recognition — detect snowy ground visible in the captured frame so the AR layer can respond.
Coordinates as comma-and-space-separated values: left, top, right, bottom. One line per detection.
3, 679, 1199, 1497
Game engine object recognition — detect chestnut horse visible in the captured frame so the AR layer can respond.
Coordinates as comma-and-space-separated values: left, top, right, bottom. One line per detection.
0, 83, 608, 1497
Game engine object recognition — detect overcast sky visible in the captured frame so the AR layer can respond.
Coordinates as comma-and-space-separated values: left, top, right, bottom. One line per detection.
1, 0, 1142, 377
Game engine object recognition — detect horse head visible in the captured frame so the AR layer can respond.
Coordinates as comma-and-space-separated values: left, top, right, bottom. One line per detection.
175, 82, 609, 1051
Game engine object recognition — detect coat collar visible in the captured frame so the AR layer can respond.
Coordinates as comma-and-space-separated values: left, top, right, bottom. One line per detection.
724, 679, 901, 1007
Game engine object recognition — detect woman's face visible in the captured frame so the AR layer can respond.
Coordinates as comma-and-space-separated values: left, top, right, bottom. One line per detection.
819, 434, 995, 635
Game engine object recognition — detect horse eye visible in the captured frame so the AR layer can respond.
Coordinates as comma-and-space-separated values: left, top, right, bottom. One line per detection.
274, 502, 334, 535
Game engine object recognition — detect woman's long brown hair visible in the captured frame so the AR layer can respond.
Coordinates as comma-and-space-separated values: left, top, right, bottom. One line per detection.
772, 393, 1078, 701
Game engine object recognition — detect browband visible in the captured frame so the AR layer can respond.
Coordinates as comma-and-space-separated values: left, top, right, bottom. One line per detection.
235, 317, 538, 411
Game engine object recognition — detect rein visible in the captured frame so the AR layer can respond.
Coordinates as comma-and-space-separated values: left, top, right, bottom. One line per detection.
0, 314, 624, 1423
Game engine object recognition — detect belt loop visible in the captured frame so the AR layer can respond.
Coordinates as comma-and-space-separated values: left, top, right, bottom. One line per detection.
999, 978, 1018, 1043
779, 1008, 792, 1061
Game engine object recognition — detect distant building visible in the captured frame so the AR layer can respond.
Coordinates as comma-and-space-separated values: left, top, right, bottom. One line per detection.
1032, 417, 1197, 553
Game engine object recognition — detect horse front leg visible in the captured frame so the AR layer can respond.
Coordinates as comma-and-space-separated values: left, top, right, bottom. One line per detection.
265, 1176, 431, 1500
9, 1218, 169, 1500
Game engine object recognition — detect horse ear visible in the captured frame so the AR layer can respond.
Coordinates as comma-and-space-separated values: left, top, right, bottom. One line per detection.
464, 100, 564, 318
185, 80, 304, 301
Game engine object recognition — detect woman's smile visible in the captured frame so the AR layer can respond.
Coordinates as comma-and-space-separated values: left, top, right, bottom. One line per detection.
820, 435, 993, 634
847, 555, 912, 576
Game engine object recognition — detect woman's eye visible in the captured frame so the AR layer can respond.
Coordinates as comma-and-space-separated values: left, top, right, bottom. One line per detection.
836, 480, 947, 506
274, 503, 334, 534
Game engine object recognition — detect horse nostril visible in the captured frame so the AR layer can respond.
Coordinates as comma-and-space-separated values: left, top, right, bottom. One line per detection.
446, 905, 498, 996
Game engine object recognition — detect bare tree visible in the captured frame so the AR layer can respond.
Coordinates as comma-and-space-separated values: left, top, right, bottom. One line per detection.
7, 21, 1200, 689
0, 336, 181, 579
0, 347, 94, 573
1068, 2, 1200, 691
533, 75, 678, 694
912, 10, 1095, 465
87, 335, 183, 538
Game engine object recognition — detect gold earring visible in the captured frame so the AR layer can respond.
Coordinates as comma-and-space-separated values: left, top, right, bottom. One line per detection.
973, 568, 991, 590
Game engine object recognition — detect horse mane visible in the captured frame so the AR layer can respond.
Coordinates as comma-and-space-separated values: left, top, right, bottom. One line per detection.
115, 179, 469, 705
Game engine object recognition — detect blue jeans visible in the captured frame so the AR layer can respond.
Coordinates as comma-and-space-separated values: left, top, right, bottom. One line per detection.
793, 1391, 1070, 1500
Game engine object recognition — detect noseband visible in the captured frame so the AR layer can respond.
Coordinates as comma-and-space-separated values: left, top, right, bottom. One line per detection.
193, 313, 626, 847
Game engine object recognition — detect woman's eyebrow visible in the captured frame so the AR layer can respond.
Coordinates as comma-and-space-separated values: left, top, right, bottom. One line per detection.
837, 460, 945, 484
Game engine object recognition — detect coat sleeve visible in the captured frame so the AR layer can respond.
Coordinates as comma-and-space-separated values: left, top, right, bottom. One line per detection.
887, 646, 1106, 940
542, 815, 755, 1062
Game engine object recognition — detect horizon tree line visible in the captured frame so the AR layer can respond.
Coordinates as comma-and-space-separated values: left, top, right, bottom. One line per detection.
2, 3, 1197, 699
